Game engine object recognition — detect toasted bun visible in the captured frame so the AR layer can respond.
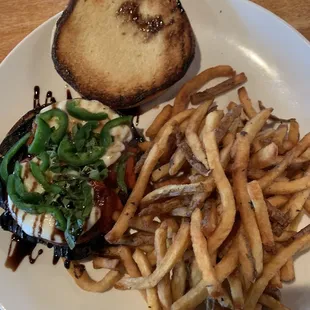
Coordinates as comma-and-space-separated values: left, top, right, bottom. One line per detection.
52, 0, 195, 110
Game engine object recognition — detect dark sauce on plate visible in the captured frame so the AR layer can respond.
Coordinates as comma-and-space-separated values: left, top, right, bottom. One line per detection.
33, 86, 40, 109
5, 234, 37, 272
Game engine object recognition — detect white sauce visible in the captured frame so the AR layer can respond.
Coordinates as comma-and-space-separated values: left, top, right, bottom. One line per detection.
40, 99, 132, 167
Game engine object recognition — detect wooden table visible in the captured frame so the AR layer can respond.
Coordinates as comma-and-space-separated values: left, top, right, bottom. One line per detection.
0, 0, 309, 62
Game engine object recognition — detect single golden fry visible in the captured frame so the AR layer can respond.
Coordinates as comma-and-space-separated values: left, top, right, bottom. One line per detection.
201, 200, 218, 238
202, 110, 224, 134
151, 163, 170, 182
169, 147, 186, 176
242, 108, 273, 143
238, 87, 257, 118
154, 223, 172, 310
247, 181, 275, 252
249, 142, 278, 169
139, 198, 184, 217
133, 249, 161, 310
139, 245, 155, 253
146, 105, 172, 139
238, 228, 256, 291
191, 208, 221, 297
101, 246, 142, 278
114, 232, 154, 247
203, 131, 236, 255
93, 257, 120, 270
286, 119, 300, 150
191, 72, 247, 104
179, 118, 190, 133
258, 294, 290, 310
232, 132, 263, 275
247, 168, 266, 180
140, 182, 205, 207
185, 100, 214, 170
244, 225, 310, 309
171, 260, 187, 302
129, 217, 160, 234
269, 271, 283, 289
305, 198, 310, 214
273, 124, 288, 154
138, 141, 153, 152
258, 132, 310, 189
281, 188, 310, 224
219, 138, 234, 168
228, 270, 245, 309
227, 101, 237, 110
190, 259, 202, 288
172, 65, 234, 115
153, 175, 190, 190
170, 207, 191, 217
115, 221, 190, 290
147, 250, 157, 267
267, 195, 290, 208
67, 261, 123, 293
264, 176, 310, 195
280, 257, 295, 282
106, 122, 177, 243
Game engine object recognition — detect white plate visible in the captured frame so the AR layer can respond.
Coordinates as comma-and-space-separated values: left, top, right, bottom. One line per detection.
0, 0, 310, 309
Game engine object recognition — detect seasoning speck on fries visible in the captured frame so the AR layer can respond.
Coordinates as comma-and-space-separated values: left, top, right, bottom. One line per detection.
67, 66, 310, 310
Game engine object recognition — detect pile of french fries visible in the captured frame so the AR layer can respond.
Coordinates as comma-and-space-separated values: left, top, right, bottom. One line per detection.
67, 65, 310, 310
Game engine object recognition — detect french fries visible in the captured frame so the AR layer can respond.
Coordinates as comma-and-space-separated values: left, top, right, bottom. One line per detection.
115, 221, 190, 290
185, 100, 214, 170
190, 208, 221, 297
155, 223, 173, 309
191, 72, 247, 105
201, 200, 218, 238
238, 87, 257, 118
106, 122, 178, 243
264, 176, 310, 195
247, 181, 275, 252
67, 261, 123, 293
238, 228, 256, 290
249, 142, 278, 169
171, 260, 187, 302
66, 66, 310, 310
139, 198, 184, 217
133, 249, 161, 310
146, 105, 173, 139
232, 132, 263, 276
172, 65, 234, 115
151, 163, 170, 182
93, 257, 120, 270
140, 183, 205, 207
280, 257, 295, 282
228, 270, 245, 309
203, 131, 236, 255
259, 294, 290, 310
244, 225, 310, 309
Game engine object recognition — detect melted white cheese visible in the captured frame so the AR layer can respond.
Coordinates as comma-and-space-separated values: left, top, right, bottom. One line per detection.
8, 98, 132, 244
8, 162, 101, 244
40, 99, 132, 167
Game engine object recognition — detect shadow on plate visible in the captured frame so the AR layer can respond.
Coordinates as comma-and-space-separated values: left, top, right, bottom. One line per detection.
140, 35, 202, 114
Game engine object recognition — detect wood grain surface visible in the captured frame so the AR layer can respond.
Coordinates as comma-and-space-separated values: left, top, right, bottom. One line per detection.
0, 0, 309, 62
